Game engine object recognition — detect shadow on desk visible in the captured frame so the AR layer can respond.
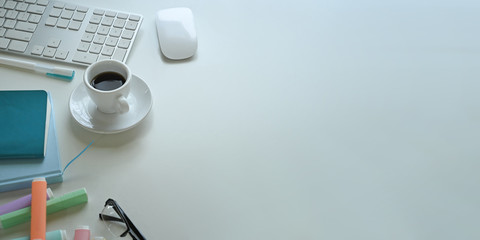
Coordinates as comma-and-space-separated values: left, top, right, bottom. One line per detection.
160, 52, 198, 64
68, 110, 155, 148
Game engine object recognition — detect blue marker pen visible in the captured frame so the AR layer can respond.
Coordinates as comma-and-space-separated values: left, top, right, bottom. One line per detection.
11, 229, 67, 240
0, 56, 75, 81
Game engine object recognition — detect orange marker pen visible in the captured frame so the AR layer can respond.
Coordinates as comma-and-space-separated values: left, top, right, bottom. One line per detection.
31, 177, 47, 240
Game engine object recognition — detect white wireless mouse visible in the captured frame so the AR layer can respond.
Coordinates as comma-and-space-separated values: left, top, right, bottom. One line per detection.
155, 8, 197, 60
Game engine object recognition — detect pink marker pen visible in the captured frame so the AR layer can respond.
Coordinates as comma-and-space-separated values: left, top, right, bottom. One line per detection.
74, 226, 90, 240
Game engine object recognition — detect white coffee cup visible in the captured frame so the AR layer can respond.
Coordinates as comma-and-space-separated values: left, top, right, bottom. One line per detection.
84, 60, 131, 114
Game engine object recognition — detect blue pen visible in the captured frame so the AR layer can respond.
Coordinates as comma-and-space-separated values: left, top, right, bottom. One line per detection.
0, 56, 75, 81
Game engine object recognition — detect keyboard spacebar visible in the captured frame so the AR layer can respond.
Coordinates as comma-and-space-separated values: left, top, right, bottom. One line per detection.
72, 52, 98, 64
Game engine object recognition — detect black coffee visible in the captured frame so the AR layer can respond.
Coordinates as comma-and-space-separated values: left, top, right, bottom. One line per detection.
91, 72, 126, 91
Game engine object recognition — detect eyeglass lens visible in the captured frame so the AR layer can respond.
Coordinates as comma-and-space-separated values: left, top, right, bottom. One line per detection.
100, 205, 129, 237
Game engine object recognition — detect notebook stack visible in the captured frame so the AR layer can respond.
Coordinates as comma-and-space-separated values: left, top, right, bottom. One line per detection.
0, 90, 63, 193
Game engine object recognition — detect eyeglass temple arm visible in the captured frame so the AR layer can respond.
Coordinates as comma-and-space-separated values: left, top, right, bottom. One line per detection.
123, 213, 147, 240
99, 214, 123, 222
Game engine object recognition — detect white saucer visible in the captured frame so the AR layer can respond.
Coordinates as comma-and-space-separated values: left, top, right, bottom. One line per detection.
69, 74, 152, 134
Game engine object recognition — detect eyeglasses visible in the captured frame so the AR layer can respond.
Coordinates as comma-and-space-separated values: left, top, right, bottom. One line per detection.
99, 198, 146, 240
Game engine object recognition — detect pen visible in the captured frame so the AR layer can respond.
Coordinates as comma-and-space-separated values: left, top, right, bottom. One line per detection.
31, 177, 47, 240
12, 229, 68, 240
0, 56, 75, 81
0, 188, 88, 229
0, 188, 53, 215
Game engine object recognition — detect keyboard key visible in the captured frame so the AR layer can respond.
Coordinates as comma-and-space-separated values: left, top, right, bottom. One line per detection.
117, 39, 130, 49
0, 9, 6, 18
53, 2, 64, 8
117, 13, 128, 19
25, 0, 37, 4
105, 37, 118, 47
45, 17, 57, 26
112, 48, 126, 61
30, 44, 44, 55
15, 3, 28, 12
113, 19, 125, 28
8, 39, 28, 52
0, 38, 10, 49
72, 51, 98, 64
93, 9, 104, 15
55, 49, 68, 59
129, 15, 141, 21
105, 11, 116, 17
73, 12, 85, 21
3, 19, 16, 29
28, 14, 41, 23
77, 42, 89, 52
43, 47, 56, 57
93, 35, 105, 44
68, 20, 81, 30
121, 30, 133, 39
5, 10, 18, 19
60, 10, 74, 19
109, 27, 122, 37
97, 55, 110, 61
5, 29, 33, 41
17, 12, 29, 21
89, 15, 101, 24
85, 24, 97, 33
56, 19, 69, 28
125, 21, 137, 30
4, 1, 16, 10
101, 17, 113, 26
89, 43, 102, 53
0, 28, 6, 36
97, 25, 109, 35
65, 4, 76, 11
15, 21, 37, 32
77, 6, 88, 13
47, 38, 61, 47
101, 46, 114, 56
37, 0, 48, 6
81, 32, 94, 42
27, 5, 45, 14
49, 8, 62, 17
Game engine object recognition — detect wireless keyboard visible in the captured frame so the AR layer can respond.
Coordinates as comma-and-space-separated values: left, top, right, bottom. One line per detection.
0, 0, 142, 66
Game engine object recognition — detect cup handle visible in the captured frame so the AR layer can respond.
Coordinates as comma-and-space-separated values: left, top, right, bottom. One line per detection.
117, 96, 129, 113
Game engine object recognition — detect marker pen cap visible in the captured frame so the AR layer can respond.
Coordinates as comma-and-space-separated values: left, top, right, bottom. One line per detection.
33, 177, 46, 182
74, 225, 91, 240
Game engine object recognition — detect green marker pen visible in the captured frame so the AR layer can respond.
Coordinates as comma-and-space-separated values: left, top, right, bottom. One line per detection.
0, 188, 88, 229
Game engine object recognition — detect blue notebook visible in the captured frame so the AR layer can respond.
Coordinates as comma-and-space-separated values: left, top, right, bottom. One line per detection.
0, 92, 63, 193
0, 90, 50, 159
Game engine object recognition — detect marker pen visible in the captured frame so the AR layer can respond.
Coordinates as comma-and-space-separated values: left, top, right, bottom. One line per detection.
31, 177, 47, 240
0, 188, 88, 229
0, 188, 53, 215
74, 226, 91, 240
11, 229, 67, 240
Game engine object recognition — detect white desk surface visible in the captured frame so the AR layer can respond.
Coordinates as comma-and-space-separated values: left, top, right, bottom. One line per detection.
1, 0, 479, 239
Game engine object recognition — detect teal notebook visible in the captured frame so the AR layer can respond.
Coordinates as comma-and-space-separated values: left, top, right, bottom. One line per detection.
0, 92, 62, 193
0, 90, 50, 159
